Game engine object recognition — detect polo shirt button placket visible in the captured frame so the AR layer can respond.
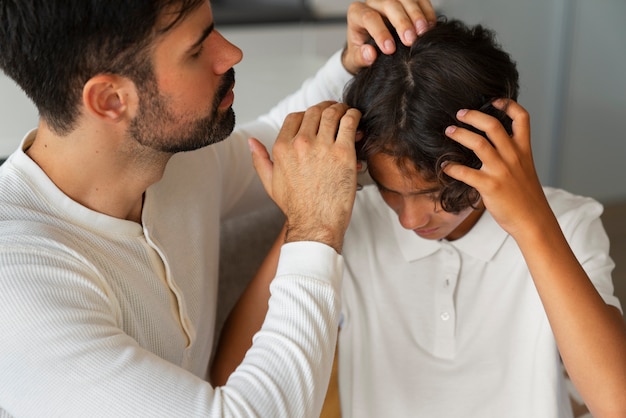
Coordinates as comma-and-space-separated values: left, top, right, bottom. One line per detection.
433, 242, 460, 359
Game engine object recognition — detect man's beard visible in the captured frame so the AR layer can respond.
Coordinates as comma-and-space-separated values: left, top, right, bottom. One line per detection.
128, 68, 236, 154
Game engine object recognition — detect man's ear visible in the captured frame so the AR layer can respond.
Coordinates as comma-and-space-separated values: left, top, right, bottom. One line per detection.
82, 74, 136, 122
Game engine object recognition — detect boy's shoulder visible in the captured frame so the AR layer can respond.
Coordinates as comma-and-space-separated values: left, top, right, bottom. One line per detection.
543, 186, 603, 217
543, 187, 605, 234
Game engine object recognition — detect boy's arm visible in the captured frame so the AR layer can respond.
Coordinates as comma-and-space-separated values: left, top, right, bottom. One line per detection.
211, 225, 285, 386
443, 100, 626, 418
211, 225, 343, 418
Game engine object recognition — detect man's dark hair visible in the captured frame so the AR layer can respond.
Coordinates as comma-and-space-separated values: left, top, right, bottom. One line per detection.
0, 0, 205, 135
344, 17, 519, 213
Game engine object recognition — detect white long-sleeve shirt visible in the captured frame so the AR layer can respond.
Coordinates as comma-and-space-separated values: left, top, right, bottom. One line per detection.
0, 51, 351, 417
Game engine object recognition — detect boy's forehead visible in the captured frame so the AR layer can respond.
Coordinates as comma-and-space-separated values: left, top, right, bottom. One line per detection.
368, 153, 439, 193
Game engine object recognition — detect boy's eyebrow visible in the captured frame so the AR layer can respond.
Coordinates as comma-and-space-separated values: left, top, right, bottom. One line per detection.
369, 173, 440, 196
188, 22, 214, 52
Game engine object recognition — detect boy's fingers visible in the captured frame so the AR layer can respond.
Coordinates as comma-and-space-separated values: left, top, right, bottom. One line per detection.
492, 99, 532, 151
441, 161, 481, 190
445, 123, 499, 163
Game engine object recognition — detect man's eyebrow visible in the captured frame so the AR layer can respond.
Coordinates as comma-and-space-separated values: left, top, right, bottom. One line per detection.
188, 22, 214, 52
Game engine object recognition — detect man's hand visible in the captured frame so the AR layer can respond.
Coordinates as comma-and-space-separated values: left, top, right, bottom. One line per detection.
343, 0, 437, 74
249, 101, 362, 253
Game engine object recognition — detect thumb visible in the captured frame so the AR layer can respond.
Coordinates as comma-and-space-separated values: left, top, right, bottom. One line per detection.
356, 44, 376, 67
248, 137, 274, 197
342, 43, 376, 75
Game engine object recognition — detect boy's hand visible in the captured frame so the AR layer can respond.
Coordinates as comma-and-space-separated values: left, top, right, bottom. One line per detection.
442, 100, 554, 239
343, 0, 437, 74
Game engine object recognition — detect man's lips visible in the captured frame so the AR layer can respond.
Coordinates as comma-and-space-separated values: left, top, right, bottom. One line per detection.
219, 85, 234, 109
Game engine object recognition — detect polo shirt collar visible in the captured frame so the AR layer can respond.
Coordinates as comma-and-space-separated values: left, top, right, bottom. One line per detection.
390, 206, 510, 263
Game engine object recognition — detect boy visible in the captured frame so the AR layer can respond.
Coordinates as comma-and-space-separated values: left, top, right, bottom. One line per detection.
213, 18, 626, 417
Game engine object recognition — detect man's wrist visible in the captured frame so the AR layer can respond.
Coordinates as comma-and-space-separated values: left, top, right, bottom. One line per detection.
275, 241, 344, 291
284, 223, 344, 255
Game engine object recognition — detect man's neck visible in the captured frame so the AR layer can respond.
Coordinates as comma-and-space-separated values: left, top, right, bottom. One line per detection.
27, 122, 170, 223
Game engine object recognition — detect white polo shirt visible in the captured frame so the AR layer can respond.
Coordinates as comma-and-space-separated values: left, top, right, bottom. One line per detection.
338, 184, 621, 418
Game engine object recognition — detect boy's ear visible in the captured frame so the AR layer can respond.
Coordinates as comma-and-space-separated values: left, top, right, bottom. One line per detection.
82, 74, 137, 122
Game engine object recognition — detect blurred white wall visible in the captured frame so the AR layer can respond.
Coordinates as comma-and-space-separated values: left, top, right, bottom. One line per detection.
1, 0, 624, 203
0, 75, 38, 156
438, 0, 626, 203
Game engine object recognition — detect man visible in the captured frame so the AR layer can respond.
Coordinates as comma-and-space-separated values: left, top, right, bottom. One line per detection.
212, 18, 626, 417
0, 0, 437, 416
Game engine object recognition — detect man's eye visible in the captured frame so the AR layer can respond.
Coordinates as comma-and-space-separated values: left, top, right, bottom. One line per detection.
191, 45, 204, 59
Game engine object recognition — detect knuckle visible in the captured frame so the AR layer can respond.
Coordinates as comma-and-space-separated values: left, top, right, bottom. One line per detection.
302, 107, 322, 121
484, 118, 502, 132
321, 105, 340, 121
341, 110, 361, 130
360, 8, 384, 25
292, 133, 311, 146
347, 1, 363, 14
272, 138, 287, 153
285, 111, 304, 122
518, 108, 530, 123
475, 138, 492, 152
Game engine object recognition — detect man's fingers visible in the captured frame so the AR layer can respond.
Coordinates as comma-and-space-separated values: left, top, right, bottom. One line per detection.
365, 0, 428, 41
362, 0, 437, 44
335, 108, 362, 148
343, 0, 437, 73
317, 103, 353, 145
248, 137, 274, 198
347, 2, 396, 54
411, 0, 437, 32
277, 111, 306, 146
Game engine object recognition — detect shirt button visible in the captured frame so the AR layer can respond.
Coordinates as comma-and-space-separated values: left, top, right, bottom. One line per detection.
440, 312, 450, 321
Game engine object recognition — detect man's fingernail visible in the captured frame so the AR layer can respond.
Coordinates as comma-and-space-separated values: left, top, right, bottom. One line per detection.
383, 39, 395, 53
363, 47, 374, 62
404, 29, 416, 44
416, 19, 428, 35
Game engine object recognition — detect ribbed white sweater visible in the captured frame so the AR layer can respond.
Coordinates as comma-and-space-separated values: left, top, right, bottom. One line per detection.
0, 51, 351, 417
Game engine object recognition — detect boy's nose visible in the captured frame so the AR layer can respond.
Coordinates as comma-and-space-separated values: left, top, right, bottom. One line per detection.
398, 200, 434, 231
